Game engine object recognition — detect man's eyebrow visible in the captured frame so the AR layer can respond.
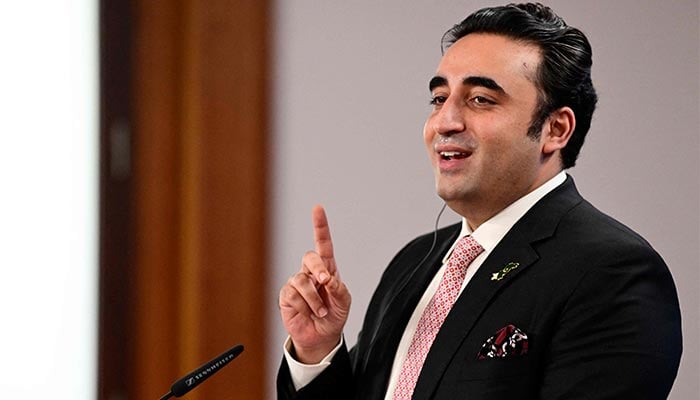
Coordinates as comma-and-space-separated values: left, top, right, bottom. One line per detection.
429, 76, 448, 92
463, 76, 506, 94
428, 75, 506, 95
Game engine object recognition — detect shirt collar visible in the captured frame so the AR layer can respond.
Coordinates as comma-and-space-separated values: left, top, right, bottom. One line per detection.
443, 171, 567, 263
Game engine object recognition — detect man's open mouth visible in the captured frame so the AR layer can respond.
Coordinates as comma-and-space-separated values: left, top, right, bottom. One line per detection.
439, 151, 469, 161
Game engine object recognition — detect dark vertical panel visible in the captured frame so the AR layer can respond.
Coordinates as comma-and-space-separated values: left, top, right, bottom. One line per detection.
98, 0, 134, 399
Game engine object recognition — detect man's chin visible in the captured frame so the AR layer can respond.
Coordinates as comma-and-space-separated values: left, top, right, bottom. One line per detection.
436, 189, 464, 205
436, 181, 465, 198
436, 182, 479, 206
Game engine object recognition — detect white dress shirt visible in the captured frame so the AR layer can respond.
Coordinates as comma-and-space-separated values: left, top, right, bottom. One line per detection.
284, 172, 567, 396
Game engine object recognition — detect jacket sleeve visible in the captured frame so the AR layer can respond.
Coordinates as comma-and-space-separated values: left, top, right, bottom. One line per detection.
277, 341, 354, 400
538, 243, 682, 399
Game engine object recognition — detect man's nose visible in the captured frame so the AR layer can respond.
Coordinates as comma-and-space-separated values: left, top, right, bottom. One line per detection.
433, 100, 465, 136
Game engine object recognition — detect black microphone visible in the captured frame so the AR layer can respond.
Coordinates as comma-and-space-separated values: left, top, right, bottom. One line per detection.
159, 344, 244, 400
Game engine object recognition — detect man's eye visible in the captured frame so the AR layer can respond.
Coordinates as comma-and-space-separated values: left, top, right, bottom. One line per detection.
429, 95, 447, 106
471, 96, 495, 105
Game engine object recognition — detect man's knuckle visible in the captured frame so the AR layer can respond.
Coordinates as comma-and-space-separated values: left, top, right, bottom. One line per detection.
303, 250, 317, 259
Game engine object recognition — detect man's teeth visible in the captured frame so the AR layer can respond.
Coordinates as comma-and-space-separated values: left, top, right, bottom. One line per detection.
440, 151, 467, 160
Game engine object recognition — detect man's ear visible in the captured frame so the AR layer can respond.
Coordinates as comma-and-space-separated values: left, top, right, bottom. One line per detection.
542, 107, 575, 155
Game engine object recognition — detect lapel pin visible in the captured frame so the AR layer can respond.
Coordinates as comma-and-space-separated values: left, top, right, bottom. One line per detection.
491, 262, 520, 281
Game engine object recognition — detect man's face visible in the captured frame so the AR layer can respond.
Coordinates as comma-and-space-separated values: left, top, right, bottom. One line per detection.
424, 33, 549, 223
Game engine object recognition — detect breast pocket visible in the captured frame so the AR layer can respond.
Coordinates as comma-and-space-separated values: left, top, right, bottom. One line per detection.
458, 353, 533, 381
432, 355, 537, 400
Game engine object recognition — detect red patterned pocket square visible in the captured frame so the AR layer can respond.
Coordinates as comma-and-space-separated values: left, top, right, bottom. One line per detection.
477, 324, 528, 360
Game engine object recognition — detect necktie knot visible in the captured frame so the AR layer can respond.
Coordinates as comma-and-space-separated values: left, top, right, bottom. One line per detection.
449, 235, 484, 273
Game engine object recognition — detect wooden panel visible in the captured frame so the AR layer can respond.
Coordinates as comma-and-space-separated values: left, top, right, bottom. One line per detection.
130, 0, 182, 397
178, 0, 269, 398
99, 0, 268, 399
196, 1, 269, 397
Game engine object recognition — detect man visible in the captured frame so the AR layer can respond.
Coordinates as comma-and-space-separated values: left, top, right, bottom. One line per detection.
277, 3, 682, 399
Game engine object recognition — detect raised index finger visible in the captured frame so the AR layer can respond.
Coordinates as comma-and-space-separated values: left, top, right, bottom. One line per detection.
312, 205, 336, 274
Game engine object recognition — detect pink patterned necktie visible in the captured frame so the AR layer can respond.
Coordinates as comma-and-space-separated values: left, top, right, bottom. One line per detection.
392, 235, 484, 400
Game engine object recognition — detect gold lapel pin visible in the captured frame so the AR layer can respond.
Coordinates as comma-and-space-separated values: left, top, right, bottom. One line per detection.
491, 262, 520, 281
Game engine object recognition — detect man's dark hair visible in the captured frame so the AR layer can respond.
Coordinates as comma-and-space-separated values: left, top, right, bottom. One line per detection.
442, 3, 597, 169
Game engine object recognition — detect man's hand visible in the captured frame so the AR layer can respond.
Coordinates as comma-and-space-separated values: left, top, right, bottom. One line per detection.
279, 205, 351, 364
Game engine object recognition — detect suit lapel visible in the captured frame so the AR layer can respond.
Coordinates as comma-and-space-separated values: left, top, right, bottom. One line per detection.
412, 176, 583, 399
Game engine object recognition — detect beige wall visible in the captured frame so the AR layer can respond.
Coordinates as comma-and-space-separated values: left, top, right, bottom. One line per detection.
268, 1, 700, 398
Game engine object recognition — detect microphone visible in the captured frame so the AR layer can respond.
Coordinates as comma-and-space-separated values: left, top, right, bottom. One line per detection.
159, 344, 244, 400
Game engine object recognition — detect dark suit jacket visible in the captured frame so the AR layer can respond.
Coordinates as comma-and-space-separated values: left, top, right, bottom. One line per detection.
278, 177, 682, 399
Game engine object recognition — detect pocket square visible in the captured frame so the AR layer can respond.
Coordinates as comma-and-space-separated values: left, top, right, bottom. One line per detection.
477, 324, 528, 360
